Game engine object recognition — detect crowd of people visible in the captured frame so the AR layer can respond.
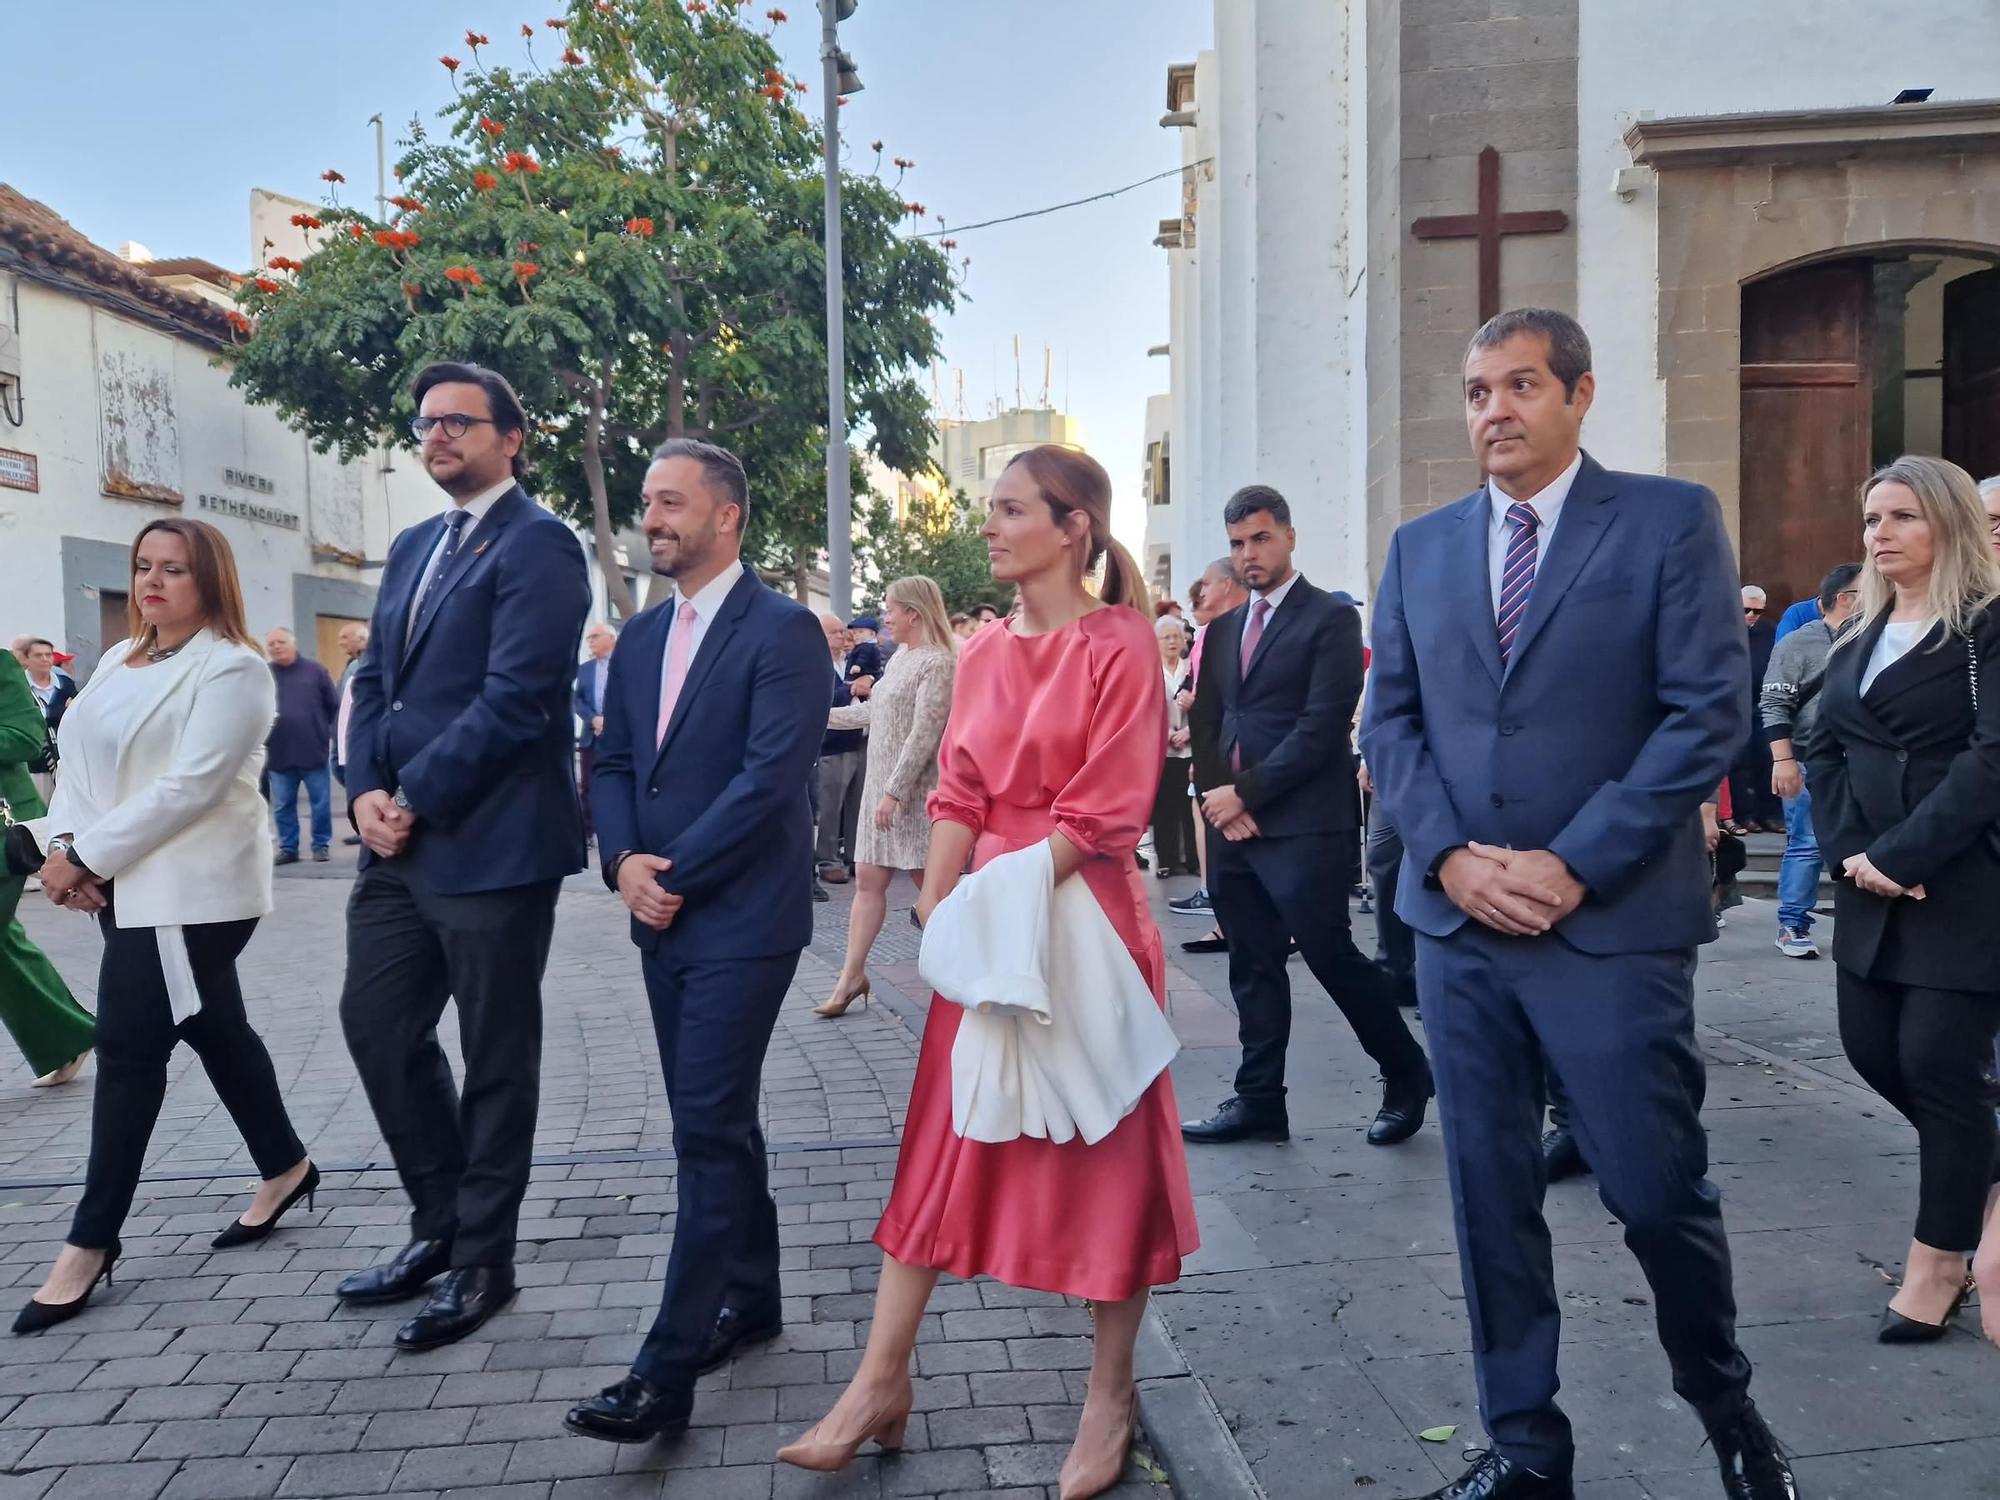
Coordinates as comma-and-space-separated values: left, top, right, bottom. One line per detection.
5, 308, 2000, 1500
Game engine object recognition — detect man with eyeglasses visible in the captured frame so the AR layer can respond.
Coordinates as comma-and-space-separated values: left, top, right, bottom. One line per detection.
334, 360, 591, 1350
1758, 563, 1861, 959
1725, 586, 1781, 833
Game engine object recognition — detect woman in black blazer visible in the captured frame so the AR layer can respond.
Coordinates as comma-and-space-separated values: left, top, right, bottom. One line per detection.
1805, 455, 2000, 1348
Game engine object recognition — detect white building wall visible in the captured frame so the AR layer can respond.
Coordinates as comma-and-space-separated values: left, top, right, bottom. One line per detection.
1576, 0, 2000, 471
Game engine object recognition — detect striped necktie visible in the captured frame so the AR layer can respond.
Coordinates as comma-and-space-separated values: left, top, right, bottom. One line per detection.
1496, 501, 1539, 663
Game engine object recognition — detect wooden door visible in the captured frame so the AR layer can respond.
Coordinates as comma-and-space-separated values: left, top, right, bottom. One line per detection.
1740, 260, 1873, 609
314, 614, 366, 670
97, 591, 129, 659
1944, 266, 2000, 484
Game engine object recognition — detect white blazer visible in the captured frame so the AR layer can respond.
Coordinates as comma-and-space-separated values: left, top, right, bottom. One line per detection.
37, 631, 276, 932
918, 841, 1180, 1146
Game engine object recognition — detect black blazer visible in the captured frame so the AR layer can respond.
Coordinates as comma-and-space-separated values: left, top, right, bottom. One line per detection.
1190, 576, 1364, 838
1804, 603, 2000, 992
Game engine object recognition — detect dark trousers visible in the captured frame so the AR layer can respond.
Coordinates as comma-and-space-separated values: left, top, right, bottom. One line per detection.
1836, 969, 2000, 1251
338, 861, 559, 1267
1150, 759, 1197, 875
1728, 737, 1778, 826
1363, 798, 1415, 996
1417, 929, 1751, 1475
634, 949, 797, 1388
578, 745, 596, 840
1208, 829, 1427, 1105
72, 889, 304, 1249
815, 749, 865, 867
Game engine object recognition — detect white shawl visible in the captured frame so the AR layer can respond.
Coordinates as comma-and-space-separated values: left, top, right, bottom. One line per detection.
918, 841, 1180, 1146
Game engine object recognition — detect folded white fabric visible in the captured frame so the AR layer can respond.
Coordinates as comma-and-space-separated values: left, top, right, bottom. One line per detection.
919, 841, 1180, 1146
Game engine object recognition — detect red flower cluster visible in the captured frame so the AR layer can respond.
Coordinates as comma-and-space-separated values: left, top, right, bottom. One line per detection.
545, 16, 567, 27
902, 202, 926, 216
321, 169, 345, 184
290, 213, 323, 229
604, 146, 623, 159
373, 229, 421, 251
514, 261, 540, 280
472, 170, 500, 191
870, 139, 884, 152
252, 277, 282, 294
521, 23, 534, 37
479, 116, 505, 136
625, 217, 655, 236
561, 46, 584, 64
267, 256, 305, 272
465, 30, 489, 46
597, 1, 614, 10
893, 156, 913, 170
388, 195, 427, 213
687, 1, 709, 13
445, 265, 485, 287
400, 282, 421, 297
767, 7, 787, 19
763, 67, 784, 83
792, 77, 808, 92
225, 311, 252, 334
940, 239, 957, 251
347, 224, 366, 240
760, 83, 785, 100
502, 152, 542, 174
440, 55, 461, 72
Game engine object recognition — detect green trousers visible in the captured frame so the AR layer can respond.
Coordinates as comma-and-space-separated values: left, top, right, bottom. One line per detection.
0, 874, 95, 1077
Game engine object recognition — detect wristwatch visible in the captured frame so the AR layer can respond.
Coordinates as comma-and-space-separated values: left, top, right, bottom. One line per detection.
392, 787, 412, 813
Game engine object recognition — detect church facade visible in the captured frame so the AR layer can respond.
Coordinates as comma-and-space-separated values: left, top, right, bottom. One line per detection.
1150, 0, 2000, 612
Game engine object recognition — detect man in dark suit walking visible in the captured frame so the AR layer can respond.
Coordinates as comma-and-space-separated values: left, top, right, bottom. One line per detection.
1184, 488, 1432, 1148
334, 362, 591, 1350
1362, 309, 1795, 1500
573, 621, 617, 840
564, 439, 826, 1443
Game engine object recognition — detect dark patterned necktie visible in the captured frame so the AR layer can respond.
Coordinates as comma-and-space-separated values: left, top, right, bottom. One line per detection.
410, 509, 472, 639
1496, 501, 1539, 663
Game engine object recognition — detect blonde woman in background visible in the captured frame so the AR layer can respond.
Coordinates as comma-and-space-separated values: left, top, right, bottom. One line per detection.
814, 576, 957, 1018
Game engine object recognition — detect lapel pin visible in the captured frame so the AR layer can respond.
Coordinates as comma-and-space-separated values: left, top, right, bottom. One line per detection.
472, 540, 492, 557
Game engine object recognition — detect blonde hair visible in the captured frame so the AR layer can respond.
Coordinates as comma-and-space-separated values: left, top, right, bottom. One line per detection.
1003, 446, 1153, 616
1845, 455, 2000, 646
885, 575, 955, 653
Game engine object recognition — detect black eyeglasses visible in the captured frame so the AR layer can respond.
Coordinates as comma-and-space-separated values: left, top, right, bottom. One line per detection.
411, 413, 498, 440
1986, 515, 2000, 536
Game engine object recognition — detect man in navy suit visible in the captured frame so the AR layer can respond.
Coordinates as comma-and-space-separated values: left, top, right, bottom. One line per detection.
573, 621, 617, 839
334, 362, 591, 1351
1361, 310, 1795, 1500
565, 439, 826, 1443
1185, 489, 1432, 1148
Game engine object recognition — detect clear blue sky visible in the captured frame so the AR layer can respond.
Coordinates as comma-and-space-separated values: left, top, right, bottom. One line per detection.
5, 0, 1213, 545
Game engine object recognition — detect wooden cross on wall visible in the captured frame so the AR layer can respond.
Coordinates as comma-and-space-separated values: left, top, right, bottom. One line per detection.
1410, 146, 1570, 322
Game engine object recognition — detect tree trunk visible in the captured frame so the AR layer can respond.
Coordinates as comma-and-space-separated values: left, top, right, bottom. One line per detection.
580, 360, 635, 618
792, 548, 811, 604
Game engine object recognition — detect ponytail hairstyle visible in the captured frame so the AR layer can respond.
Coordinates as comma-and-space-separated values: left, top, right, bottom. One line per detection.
1002, 445, 1153, 616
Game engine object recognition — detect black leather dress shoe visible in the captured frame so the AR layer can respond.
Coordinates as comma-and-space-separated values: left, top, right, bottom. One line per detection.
565, 1374, 693, 1443
1367, 1065, 1434, 1146
699, 1305, 782, 1374
1541, 1129, 1587, 1183
336, 1239, 452, 1304
1706, 1400, 1798, 1499
1404, 1450, 1573, 1499
394, 1265, 516, 1351
1181, 1096, 1289, 1144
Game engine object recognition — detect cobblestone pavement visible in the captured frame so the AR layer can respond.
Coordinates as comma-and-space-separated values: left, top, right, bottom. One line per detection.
0, 847, 1173, 1500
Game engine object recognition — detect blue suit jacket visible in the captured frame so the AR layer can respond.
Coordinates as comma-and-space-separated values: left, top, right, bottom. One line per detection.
1359, 453, 1747, 954
590, 569, 827, 959
345, 485, 592, 894
573, 656, 610, 749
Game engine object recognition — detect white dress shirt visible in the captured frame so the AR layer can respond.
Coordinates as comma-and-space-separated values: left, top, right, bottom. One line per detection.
409, 476, 515, 637
1487, 449, 1583, 618
660, 559, 745, 704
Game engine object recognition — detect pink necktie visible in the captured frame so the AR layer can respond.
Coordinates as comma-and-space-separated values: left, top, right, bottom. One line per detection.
655, 602, 697, 748
1231, 598, 1271, 771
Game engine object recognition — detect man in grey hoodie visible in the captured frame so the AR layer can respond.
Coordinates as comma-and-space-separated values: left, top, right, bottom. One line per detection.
1758, 561, 1861, 958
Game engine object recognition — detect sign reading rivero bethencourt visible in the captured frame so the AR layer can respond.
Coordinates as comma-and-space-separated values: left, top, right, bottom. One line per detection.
0, 447, 38, 493
198, 466, 300, 529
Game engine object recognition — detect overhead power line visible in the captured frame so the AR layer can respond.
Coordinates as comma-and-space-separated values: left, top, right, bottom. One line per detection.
915, 159, 1214, 240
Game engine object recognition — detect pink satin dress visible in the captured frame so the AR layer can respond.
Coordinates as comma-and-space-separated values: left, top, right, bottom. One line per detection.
872, 605, 1200, 1301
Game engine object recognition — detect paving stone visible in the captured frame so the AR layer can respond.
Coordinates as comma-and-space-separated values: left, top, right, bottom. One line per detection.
389, 1442, 514, 1491
275, 1449, 404, 1496
134, 1416, 267, 1459
157, 1457, 291, 1500
22, 1422, 153, 1468
246, 1413, 372, 1456
39, 1461, 180, 1500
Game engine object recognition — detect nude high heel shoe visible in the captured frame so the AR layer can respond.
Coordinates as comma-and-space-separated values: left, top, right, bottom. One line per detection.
775, 1396, 911, 1471
1058, 1387, 1139, 1500
32, 1050, 90, 1088
814, 976, 871, 1018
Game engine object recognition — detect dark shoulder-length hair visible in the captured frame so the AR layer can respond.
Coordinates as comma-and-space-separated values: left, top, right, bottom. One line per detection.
126, 518, 261, 656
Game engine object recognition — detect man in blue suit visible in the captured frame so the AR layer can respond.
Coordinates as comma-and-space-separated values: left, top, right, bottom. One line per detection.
1361, 311, 1796, 1500
573, 621, 617, 839
335, 362, 591, 1350
565, 439, 826, 1444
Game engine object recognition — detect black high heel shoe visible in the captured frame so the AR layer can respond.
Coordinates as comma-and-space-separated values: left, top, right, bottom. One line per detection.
211, 1162, 320, 1250
12, 1240, 120, 1335
1878, 1272, 1974, 1343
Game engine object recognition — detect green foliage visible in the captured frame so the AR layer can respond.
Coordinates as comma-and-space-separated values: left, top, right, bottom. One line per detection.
226, 0, 957, 610
858, 483, 1002, 616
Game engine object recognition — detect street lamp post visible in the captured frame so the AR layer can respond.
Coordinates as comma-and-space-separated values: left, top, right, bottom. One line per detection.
820, 0, 861, 618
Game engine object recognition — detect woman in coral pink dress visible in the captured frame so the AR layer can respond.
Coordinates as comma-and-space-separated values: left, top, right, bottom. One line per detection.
779, 446, 1199, 1498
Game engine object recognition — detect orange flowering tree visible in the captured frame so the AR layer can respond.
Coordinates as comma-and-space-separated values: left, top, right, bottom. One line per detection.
229, 0, 958, 615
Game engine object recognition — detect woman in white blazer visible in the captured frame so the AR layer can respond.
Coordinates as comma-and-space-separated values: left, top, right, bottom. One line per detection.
14, 519, 318, 1335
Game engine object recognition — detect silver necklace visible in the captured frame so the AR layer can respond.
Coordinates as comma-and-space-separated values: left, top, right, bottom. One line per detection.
144, 638, 188, 662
